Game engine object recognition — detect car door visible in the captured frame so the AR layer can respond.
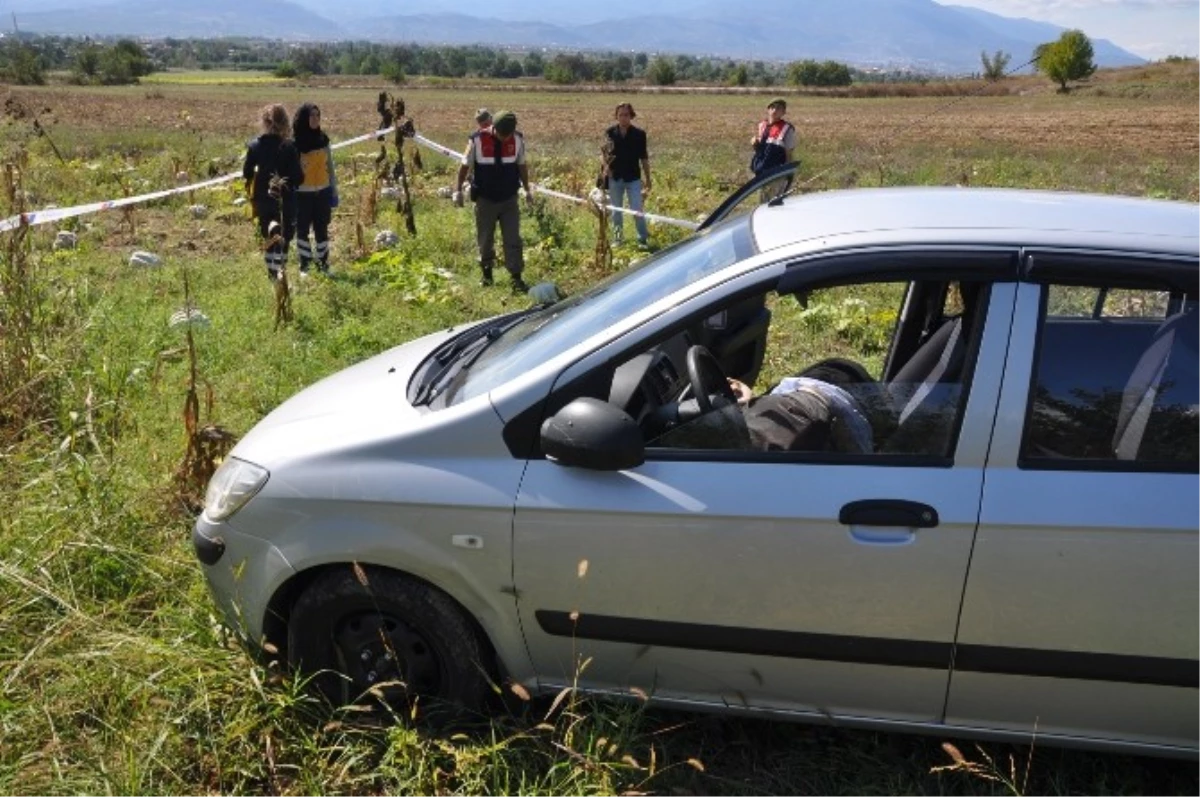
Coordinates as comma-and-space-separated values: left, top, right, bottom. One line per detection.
512, 249, 1018, 724
947, 251, 1199, 753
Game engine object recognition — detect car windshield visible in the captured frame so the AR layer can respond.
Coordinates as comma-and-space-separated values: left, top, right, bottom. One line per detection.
441, 215, 757, 405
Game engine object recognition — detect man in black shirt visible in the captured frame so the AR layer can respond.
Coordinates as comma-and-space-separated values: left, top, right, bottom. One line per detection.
602, 102, 652, 247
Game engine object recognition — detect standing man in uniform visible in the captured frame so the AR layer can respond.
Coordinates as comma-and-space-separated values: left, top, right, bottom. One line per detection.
454, 110, 532, 293
749, 98, 797, 178
603, 102, 652, 248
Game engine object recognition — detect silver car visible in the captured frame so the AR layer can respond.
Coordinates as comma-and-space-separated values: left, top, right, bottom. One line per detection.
194, 181, 1198, 757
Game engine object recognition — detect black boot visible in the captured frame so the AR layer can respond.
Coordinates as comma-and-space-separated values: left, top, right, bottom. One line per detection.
511, 275, 529, 294
480, 265, 494, 287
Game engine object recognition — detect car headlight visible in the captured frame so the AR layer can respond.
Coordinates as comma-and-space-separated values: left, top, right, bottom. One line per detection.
202, 457, 269, 523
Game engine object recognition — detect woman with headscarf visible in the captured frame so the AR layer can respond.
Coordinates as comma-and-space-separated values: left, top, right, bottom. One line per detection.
292, 102, 338, 276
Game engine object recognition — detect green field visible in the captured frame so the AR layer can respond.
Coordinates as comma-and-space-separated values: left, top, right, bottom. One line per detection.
141, 70, 291, 86
1, 65, 1197, 795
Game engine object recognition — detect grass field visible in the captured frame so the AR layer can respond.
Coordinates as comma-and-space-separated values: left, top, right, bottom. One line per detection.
1, 62, 1198, 795
141, 70, 292, 86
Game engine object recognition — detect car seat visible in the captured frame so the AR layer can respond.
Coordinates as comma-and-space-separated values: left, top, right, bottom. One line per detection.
878, 284, 983, 454
1113, 302, 1198, 462
886, 315, 967, 426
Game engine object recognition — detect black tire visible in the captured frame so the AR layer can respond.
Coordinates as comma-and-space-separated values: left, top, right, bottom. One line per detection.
288, 565, 491, 721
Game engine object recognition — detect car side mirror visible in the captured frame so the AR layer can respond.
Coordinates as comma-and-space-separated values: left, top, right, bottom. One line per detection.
541, 397, 645, 471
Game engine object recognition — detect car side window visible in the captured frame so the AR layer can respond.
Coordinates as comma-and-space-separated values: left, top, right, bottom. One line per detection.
1046, 285, 1172, 319
601, 276, 990, 462
1022, 286, 1198, 470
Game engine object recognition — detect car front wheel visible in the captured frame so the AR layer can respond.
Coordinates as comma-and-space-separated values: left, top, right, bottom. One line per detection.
287, 566, 491, 721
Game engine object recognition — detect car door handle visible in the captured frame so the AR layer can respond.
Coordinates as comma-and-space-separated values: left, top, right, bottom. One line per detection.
838, 500, 939, 529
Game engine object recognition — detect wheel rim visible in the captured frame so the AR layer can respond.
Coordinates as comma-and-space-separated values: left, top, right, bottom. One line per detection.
331, 610, 443, 703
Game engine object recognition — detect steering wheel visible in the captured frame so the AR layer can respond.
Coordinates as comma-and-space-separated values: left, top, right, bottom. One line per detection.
686, 345, 737, 414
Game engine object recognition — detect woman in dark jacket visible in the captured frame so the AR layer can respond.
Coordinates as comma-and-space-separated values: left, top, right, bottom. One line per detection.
292, 102, 338, 276
243, 103, 303, 280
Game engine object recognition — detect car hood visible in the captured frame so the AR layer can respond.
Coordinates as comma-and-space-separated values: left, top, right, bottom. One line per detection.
229, 327, 457, 465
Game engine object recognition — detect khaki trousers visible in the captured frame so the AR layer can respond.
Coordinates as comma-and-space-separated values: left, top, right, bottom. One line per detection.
474, 194, 524, 276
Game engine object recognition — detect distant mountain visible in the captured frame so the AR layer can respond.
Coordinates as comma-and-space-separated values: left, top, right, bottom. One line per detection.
5, 0, 118, 10
945, 5, 1144, 70
15, 0, 344, 39
347, 14, 591, 49
564, 0, 1032, 69
15, 0, 1145, 73
945, 4, 1071, 42
281, 0, 721, 26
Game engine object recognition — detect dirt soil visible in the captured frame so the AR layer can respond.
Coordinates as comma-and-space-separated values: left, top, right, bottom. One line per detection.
5, 77, 1196, 160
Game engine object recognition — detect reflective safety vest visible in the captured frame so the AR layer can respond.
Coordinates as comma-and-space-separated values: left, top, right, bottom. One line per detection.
469, 130, 523, 202
298, 148, 331, 191
750, 119, 794, 175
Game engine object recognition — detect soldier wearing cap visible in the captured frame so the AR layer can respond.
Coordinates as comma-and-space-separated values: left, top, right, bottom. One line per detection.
749, 97, 797, 178
454, 110, 533, 292
474, 108, 491, 130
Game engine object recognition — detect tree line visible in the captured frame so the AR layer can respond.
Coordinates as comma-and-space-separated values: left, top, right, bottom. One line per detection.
213, 41, 864, 88
0, 35, 908, 88
1, 30, 1136, 92
0, 36, 152, 85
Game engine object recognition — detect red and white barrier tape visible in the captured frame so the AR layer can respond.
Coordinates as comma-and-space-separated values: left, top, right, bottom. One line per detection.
412, 132, 698, 230
529, 184, 698, 230
0, 126, 398, 234
0, 172, 236, 234
0, 123, 697, 234
412, 133, 462, 161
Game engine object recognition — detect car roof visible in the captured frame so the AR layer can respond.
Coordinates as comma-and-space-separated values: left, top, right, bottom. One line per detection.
750, 188, 1200, 256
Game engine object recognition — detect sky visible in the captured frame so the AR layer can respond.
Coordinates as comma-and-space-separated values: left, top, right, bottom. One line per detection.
1, 0, 1195, 60
945, 0, 1199, 59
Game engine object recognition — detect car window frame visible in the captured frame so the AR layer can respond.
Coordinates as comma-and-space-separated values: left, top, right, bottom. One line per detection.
517, 245, 1019, 467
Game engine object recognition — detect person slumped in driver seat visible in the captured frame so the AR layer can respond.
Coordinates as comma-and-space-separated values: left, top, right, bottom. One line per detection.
729, 376, 873, 454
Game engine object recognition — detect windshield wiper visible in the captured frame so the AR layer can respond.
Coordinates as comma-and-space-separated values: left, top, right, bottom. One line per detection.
438, 308, 540, 362
416, 333, 495, 405
412, 310, 538, 405
431, 320, 500, 366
